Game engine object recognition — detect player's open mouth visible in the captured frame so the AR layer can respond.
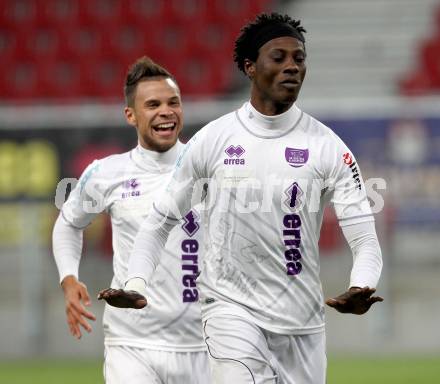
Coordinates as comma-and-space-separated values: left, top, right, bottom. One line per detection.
152, 122, 177, 137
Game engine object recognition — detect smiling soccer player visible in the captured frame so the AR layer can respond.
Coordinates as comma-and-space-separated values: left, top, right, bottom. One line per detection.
53, 56, 211, 384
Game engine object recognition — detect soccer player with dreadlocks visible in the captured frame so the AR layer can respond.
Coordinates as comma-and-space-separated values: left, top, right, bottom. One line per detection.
100, 13, 383, 383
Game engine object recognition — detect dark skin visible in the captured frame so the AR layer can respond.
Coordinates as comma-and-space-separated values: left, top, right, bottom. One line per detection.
326, 287, 383, 315
97, 288, 147, 309
244, 36, 307, 115
99, 35, 383, 314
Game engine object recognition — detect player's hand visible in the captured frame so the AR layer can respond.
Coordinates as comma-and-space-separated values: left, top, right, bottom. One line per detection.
97, 288, 147, 309
325, 286, 383, 315
61, 275, 96, 339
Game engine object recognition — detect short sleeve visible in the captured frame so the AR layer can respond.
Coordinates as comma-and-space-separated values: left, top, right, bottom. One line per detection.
61, 160, 107, 228
324, 135, 373, 227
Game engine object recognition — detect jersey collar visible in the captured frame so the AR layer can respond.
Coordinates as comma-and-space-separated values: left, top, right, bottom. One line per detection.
131, 141, 184, 173
236, 101, 303, 139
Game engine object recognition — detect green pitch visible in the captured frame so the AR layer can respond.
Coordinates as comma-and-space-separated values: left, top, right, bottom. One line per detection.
327, 357, 440, 384
0, 357, 439, 384
0, 360, 102, 384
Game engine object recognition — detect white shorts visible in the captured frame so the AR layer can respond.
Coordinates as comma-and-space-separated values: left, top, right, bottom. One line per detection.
203, 315, 326, 384
104, 345, 211, 384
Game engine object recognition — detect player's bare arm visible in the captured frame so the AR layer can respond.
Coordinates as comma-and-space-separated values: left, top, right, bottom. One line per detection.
97, 288, 147, 309
325, 286, 383, 315
61, 275, 96, 339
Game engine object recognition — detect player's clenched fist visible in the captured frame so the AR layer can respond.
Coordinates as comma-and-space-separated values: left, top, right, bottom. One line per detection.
97, 288, 147, 309
61, 275, 96, 339
325, 286, 383, 315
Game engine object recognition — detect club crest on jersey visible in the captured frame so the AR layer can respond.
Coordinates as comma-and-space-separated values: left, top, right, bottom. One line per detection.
342, 153, 362, 190
182, 210, 200, 237
224, 145, 245, 165
121, 178, 141, 198
285, 148, 309, 168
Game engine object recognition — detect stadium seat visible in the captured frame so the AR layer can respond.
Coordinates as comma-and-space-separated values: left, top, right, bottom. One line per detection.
167, 0, 211, 23
33, 0, 79, 29
2, 60, 40, 99
78, 0, 123, 28
39, 59, 83, 99
174, 53, 234, 95
0, 0, 271, 100
0, 26, 17, 62
0, 0, 37, 29
123, 0, 167, 24
82, 56, 126, 99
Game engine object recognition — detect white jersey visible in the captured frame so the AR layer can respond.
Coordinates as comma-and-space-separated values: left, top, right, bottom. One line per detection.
61, 142, 205, 351
150, 102, 377, 335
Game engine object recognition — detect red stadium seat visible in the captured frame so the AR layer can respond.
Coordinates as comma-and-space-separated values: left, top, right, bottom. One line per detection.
33, 0, 79, 29
0, 26, 18, 62
175, 54, 234, 96
39, 59, 84, 99
0, 0, 37, 29
82, 57, 126, 99
146, 23, 192, 74
25, 27, 61, 61
167, 0, 212, 23
213, 0, 270, 29
62, 24, 103, 61
123, 0, 168, 24
0, 0, 271, 100
78, 0, 123, 28
2, 60, 40, 99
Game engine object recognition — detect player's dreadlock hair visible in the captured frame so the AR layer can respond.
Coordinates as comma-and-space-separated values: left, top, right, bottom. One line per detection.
124, 56, 177, 107
233, 13, 306, 74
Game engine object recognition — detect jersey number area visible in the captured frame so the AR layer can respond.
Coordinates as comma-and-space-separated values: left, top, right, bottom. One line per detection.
282, 182, 303, 276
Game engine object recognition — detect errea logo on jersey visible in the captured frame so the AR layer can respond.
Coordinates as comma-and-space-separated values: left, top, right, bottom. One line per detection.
121, 178, 141, 198
224, 145, 245, 165
182, 211, 200, 237
181, 210, 200, 303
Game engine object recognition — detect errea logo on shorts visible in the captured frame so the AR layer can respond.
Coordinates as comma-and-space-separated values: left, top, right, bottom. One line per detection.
224, 145, 246, 165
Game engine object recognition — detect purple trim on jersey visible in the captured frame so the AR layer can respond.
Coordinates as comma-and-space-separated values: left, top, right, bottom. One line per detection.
235, 110, 304, 139
285, 148, 309, 168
